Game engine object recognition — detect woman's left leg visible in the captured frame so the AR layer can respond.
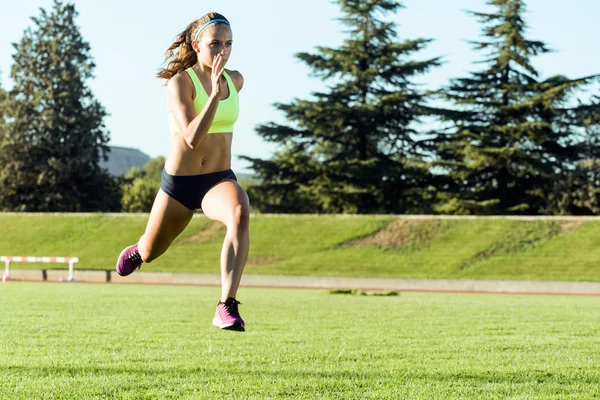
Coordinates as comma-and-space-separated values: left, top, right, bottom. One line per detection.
201, 179, 250, 302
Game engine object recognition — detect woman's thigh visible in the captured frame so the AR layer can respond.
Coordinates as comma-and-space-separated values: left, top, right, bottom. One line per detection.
201, 180, 250, 225
140, 189, 195, 261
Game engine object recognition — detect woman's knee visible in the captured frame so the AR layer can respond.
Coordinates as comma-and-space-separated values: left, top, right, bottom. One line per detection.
227, 203, 250, 232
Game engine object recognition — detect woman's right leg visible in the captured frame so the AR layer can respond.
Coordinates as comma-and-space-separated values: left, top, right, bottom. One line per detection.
137, 189, 194, 263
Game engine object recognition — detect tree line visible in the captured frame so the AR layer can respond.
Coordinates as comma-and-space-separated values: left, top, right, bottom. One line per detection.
1, 0, 599, 214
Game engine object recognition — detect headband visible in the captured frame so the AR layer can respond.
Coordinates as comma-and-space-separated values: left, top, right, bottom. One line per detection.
160, 19, 231, 68
193, 19, 230, 41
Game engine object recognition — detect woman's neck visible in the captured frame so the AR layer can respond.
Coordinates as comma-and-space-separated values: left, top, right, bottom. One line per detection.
193, 63, 212, 79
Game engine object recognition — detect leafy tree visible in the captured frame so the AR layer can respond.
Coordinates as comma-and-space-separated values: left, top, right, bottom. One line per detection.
121, 157, 165, 213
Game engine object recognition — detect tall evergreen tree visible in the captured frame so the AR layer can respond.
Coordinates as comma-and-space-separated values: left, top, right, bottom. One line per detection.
0, 74, 6, 134
241, 0, 442, 214
551, 95, 600, 214
0, 74, 5, 105
434, 0, 600, 215
0, 0, 119, 211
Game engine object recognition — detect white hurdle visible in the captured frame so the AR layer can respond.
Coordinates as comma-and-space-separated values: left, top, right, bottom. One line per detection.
1, 256, 80, 282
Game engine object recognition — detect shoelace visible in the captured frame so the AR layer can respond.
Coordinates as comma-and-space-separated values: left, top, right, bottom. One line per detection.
127, 249, 142, 267
222, 299, 241, 317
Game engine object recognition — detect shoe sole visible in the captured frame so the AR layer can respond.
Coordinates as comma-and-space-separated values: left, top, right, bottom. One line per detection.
115, 266, 134, 277
115, 262, 141, 277
213, 318, 245, 332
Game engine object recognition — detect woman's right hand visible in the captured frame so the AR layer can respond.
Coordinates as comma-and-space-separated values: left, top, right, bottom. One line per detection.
211, 53, 226, 98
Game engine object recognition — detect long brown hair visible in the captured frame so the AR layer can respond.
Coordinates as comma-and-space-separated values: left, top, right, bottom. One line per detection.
157, 12, 230, 82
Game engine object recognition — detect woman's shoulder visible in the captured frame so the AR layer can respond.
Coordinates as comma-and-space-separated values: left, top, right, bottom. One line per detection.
167, 69, 195, 99
167, 69, 194, 89
168, 69, 193, 87
225, 69, 244, 92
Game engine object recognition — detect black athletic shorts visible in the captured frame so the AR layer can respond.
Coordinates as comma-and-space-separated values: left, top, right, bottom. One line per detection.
160, 169, 237, 210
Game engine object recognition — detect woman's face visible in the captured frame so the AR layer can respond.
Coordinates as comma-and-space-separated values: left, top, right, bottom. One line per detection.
193, 24, 233, 68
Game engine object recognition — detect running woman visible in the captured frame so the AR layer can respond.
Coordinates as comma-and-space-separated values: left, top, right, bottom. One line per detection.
115, 12, 249, 332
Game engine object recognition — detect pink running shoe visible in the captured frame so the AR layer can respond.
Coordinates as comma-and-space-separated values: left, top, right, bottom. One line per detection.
116, 243, 143, 276
213, 298, 245, 331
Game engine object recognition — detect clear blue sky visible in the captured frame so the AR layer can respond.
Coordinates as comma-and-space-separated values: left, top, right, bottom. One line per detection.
1, 0, 599, 173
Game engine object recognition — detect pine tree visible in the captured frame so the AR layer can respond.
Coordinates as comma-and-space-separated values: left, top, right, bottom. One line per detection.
0, 0, 119, 211
0, 74, 6, 133
434, 0, 600, 215
0, 74, 5, 105
552, 96, 600, 214
241, 0, 442, 214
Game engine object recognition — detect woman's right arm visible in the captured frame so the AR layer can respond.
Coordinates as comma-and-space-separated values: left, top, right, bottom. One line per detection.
167, 55, 225, 149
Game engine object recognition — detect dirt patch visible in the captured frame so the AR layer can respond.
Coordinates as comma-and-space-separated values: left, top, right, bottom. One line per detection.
560, 221, 586, 234
348, 219, 445, 248
180, 221, 225, 244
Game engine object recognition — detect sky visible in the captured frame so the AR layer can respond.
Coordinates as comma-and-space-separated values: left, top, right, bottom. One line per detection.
1, 0, 599, 173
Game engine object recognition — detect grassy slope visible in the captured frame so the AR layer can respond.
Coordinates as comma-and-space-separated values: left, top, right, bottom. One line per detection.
2, 214, 600, 281
1, 283, 599, 399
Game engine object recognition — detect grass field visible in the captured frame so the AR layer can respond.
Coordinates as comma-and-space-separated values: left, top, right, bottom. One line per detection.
2, 213, 600, 281
1, 282, 599, 399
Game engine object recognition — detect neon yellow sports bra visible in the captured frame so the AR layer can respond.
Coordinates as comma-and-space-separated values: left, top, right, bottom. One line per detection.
168, 68, 239, 134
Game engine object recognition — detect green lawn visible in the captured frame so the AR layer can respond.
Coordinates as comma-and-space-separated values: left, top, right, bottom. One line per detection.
2, 213, 600, 281
1, 283, 599, 399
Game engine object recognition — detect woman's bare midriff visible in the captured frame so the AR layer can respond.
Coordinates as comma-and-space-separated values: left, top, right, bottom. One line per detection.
164, 131, 233, 176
